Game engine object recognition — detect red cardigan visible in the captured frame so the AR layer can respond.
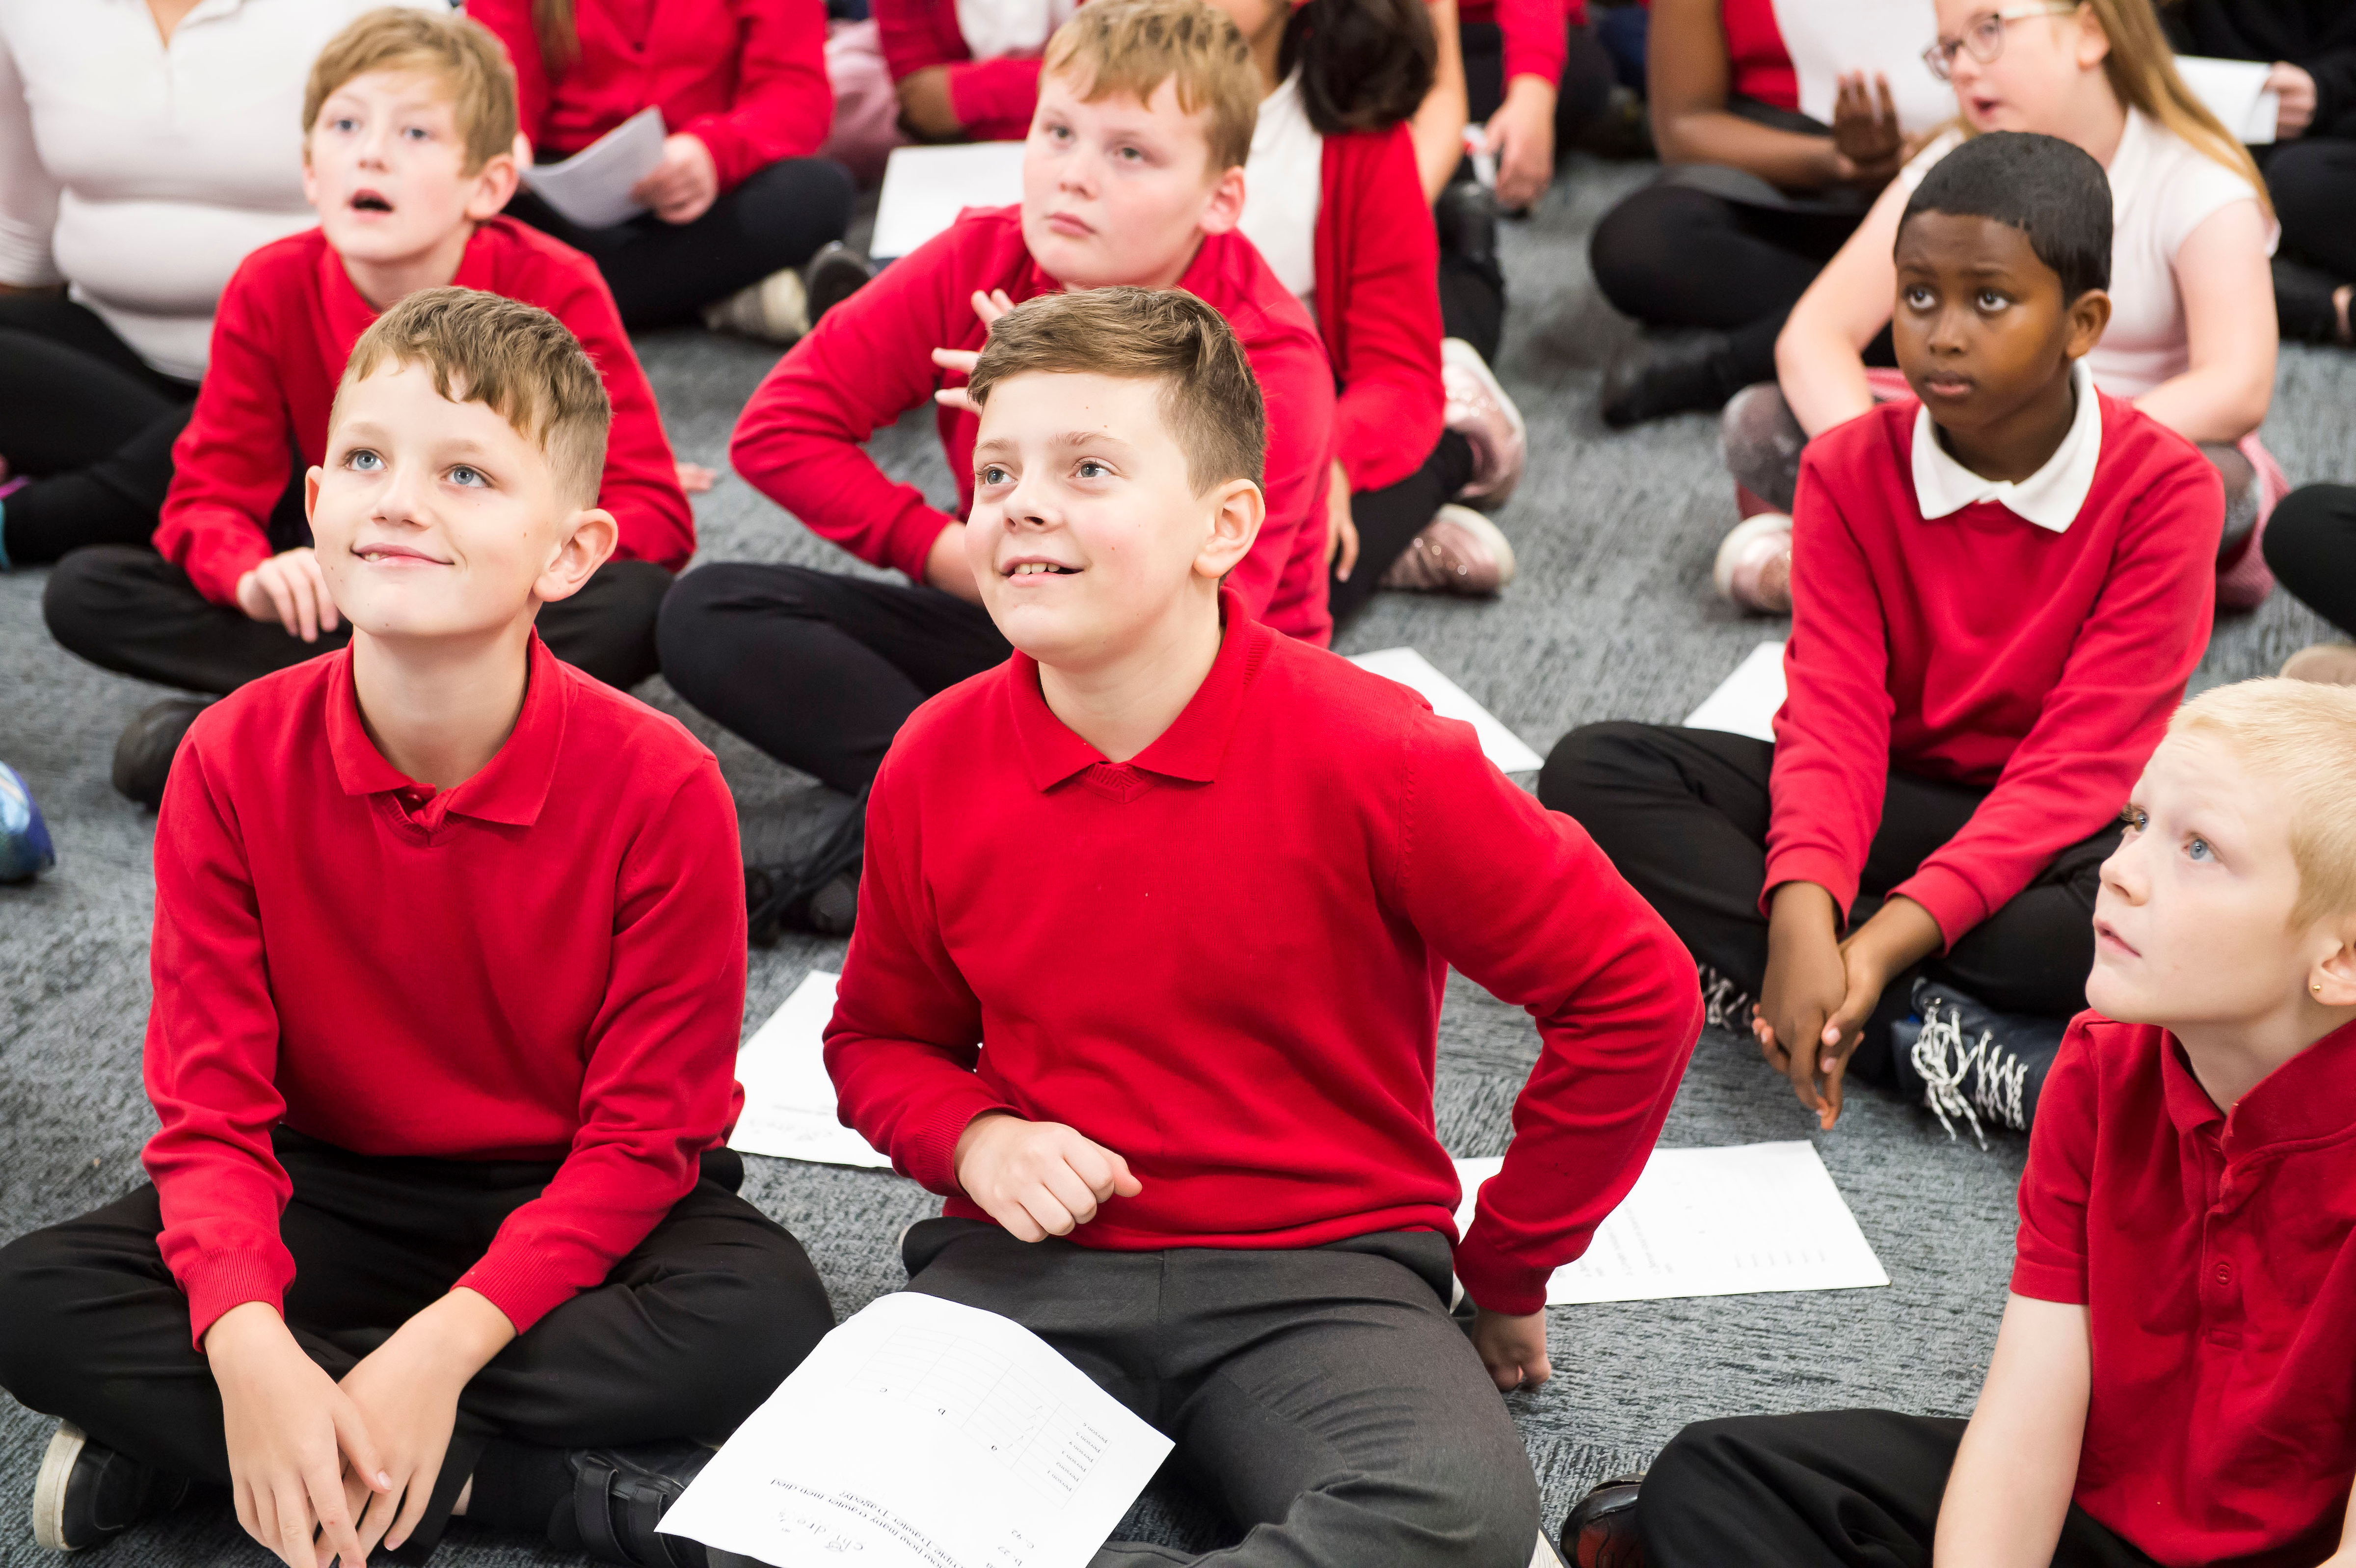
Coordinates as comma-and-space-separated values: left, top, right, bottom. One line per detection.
1458, 0, 1588, 89
873, 0, 1041, 141
1313, 125, 1444, 495
472, 0, 833, 189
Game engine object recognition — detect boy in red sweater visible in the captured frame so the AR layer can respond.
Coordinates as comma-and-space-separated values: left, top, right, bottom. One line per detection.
1541, 132, 2222, 1134
658, 0, 1335, 932
42, 8, 695, 810
823, 285, 1702, 1568
1581, 678, 2356, 1568
0, 290, 830, 1568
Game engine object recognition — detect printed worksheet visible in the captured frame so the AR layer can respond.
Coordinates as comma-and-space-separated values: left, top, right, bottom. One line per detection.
1683, 640, 1786, 742
1349, 648, 1546, 772
1772, 0, 1954, 137
659, 1292, 1173, 1568
730, 970, 894, 1169
872, 141, 1028, 259
519, 106, 666, 228
1454, 1143, 1888, 1304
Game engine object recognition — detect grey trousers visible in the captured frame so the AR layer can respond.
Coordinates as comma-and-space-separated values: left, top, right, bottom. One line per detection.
900, 1219, 1542, 1568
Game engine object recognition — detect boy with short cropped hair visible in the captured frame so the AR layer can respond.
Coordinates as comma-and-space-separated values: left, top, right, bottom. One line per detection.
824, 285, 1703, 1568
657, 0, 1336, 930
0, 289, 831, 1568
42, 6, 695, 811
1580, 678, 2356, 1568
1541, 132, 2224, 1134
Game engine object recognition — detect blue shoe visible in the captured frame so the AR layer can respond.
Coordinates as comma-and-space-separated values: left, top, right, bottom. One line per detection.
0, 762, 54, 883
1889, 979, 2066, 1146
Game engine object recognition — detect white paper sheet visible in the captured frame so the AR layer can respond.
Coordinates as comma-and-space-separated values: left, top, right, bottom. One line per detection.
731, 970, 894, 1169
1454, 1143, 1888, 1304
872, 141, 1028, 260
1348, 647, 1546, 772
1773, 0, 1955, 137
2174, 55, 2280, 143
661, 1292, 1174, 1568
1682, 640, 1786, 742
519, 106, 666, 228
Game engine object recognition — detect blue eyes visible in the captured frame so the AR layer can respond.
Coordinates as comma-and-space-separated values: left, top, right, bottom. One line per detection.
980, 465, 1011, 486
1077, 460, 1109, 478
2120, 807, 2217, 863
449, 465, 486, 487
347, 450, 383, 472
2187, 837, 2213, 862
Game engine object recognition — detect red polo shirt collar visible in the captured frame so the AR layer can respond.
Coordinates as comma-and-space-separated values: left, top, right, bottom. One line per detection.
324, 634, 568, 828
2161, 1014, 2356, 1152
1005, 586, 1269, 792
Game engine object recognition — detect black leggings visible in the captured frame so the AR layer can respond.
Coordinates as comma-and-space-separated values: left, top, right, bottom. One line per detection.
1461, 19, 1617, 148
0, 294, 196, 567
2264, 136, 2356, 281
1332, 431, 1476, 622
507, 155, 857, 330
2263, 482, 2356, 637
1537, 722, 2117, 1078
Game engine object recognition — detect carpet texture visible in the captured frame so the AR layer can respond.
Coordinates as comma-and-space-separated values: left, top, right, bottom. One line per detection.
0, 156, 2341, 1565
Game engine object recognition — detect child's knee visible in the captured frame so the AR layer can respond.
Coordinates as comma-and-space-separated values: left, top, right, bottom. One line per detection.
1537, 719, 1661, 816
1720, 383, 1804, 510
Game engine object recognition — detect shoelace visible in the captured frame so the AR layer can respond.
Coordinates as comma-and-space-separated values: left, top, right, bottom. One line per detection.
1696, 967, 1755, 1033
1910, 996, 2030, 1149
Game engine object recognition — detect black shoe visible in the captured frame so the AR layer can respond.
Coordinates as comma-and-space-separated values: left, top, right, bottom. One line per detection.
1889, 979, 2066, 1146
1560, 1472, 1645, 1568
1434, 179, 1500, 268
804, 241, 875, 328
559, 1440, 716, 1568
746, 785, 868, 944
32, 1423, 191, 1551
110, 697, 209, 811
1599, 332, 1741, 427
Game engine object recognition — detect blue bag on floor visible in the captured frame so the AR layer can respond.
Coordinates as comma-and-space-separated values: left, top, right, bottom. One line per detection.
0, 762, 55, 884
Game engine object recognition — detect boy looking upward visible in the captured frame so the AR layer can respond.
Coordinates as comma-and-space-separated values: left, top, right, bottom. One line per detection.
0, 290, 831, 1568
1601, 678, 2356, 1568
1543, 133, 2222, 1131
824, 286, 1702, 1568
43, 7, 694, 811
658, 0, 1336, 931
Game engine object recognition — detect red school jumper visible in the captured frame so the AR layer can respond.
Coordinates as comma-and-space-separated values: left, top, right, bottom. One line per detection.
2014, 1014, 2356, 1565
730, 205, 1339, 645
1766, 393, 2221, 945
825, 589, 1705, 1314
1312, 124, 1444, 495
872, 0, 1041, 143
143, 636, 748, 1345
1458, 0, 1590, 94
471, 0, 832, 186
157, 218, 692, 608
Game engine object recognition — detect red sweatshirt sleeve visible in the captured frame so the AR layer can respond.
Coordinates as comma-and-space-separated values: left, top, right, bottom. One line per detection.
155, 258, 297, 606
730, 226, 967, 580
682, 0, 835, 184
469, 0, 555, 152
1228, 297, 1337, 630
1496, 0, 1573, 87
1889, 462, 2217, 942
945, 58, 1044, 141
1322, 131, 1444, 495
1396, 720, 1702, 1315
455, 760, 749, 1332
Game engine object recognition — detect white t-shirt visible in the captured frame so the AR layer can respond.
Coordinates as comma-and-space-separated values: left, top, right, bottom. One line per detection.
1234, 72, 1323, 312
1898, 108, 2275, 398
954, 0, 1077, 59
0, 0, 433, 381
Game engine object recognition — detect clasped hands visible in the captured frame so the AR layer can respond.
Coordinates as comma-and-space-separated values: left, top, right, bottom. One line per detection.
1756, 882, 1944, 1129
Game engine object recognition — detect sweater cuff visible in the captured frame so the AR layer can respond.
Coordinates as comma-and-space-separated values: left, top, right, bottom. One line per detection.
1760, 847, 1859, 924
1888, 863, 1985, 950
1449, 1230, 1551, 1317
679, 118, 757, 193
180, 1247, 297, 1351
454, 1246, 579, 1337
178, 527, 273, 608
901, 1086, 1022, 1196
882, 504, 961, 586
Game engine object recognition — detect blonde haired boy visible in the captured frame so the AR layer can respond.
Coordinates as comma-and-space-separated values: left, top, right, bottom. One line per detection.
44, 6, 693, 811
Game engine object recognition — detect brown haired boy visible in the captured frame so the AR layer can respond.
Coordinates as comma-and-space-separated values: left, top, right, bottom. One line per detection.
824, 286, 1702, 1568
657, 0, 1336, 932
0, 290, 831, 1568
42, 6, 695, 811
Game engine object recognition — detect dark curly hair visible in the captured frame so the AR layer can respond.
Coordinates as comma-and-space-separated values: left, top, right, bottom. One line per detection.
1279, 0, 1436, 134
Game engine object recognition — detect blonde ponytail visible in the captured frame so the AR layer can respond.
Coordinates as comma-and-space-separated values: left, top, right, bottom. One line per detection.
2081, 0, 2272, 217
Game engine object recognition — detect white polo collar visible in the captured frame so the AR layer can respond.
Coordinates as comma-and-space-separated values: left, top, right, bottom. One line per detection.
1910, 358, 2102, 533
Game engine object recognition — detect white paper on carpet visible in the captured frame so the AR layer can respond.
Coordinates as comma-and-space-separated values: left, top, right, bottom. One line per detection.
1683, 640, 1786, 742
731, 969, 893, 1169
1348, 647, 1546, 772
518, 106, 666, 228
872, 141, 1027, 259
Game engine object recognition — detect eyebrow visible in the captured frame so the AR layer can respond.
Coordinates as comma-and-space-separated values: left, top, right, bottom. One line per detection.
974, 430, 1144, 458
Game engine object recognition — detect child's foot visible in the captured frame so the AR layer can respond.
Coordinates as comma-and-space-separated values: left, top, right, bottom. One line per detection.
1559, 1472, 1645, 1568
556, 1440, 718, 1568
1890, 980, 2067, 1147
1711, 512, 1792, 615
1442, 338, 1527, 508
111, 697, 211, 812
31, 1423, 191, 1551
1379, 505, 1517, 596
0, 762, 55, 884
803, 241, 875, 329
702, 268, 811, 344
1694, 964, 1756, 1034
2281, 642, 2356, 685
1599, 331, 1737, 428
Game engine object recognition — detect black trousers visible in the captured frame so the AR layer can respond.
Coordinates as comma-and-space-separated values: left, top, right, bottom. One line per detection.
2265, 482, 2356, 638
1461, 19, 1617, 150
0, 1129, 833, 1562
45, 545, 672, 694
0, 294, 198, 567
658, 561, 1011, 795
902, 1219, 1540, 1568
1333, 431, 1477, 621
2263, 136, 2356, 281
1638, 1411, 2155, 1568
507, 156, 857, 331
1537, 723, 2117, 1076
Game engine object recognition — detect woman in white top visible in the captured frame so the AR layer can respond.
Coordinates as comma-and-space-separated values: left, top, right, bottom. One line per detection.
1716, 0, 2280, 610
0, 0, 418, 568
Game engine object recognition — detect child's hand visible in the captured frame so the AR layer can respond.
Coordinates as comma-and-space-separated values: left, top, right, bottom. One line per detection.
1831, 71, 1904, 186
1469, 1306, 1552, 1391
1758, 881, 1849, 1126
336, 1288, 515, 1559
953, 1111, 1142, 1242
631, 133, 720, 224
205, 1301, 389, 1568
931, 292, 1018, 413
1815, 896, 1946, 1125
924, 521, 982, 604
1479, 77, 1558, 212
236, 548, 340, 642
1325, 462, 1358, 581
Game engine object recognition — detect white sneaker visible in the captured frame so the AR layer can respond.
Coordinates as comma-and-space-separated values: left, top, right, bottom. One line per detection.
1712, 511, 1793, 614
702, 268, 811, 343
1441, 338, 1527, 509
1379, 504, 1517, 595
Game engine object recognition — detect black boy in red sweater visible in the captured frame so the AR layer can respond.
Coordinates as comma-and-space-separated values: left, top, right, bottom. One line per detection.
1542, 132, 2223, 1136
823, 285, 1702, 1568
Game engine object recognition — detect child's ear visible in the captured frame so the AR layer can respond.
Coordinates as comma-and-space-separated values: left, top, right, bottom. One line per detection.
464, 147, 522, 223
1194, 477, 1263, 580
1196, 163, 1248, 237
2064, 289, 2112, 360
535, 506, 619, 604
2310, 925, 2356, 1011
304, 466, 324, 523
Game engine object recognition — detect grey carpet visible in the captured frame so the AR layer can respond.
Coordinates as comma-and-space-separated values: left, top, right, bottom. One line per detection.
0, 155, 2342, 1565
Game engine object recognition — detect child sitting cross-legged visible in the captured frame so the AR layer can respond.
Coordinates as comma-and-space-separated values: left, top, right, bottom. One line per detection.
42, 7, 694, 811
1567, 676, 2356, 1568
1541, 131, 2222, 1135
0, 289, 832, 1568
824, 284, 1705, 1568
